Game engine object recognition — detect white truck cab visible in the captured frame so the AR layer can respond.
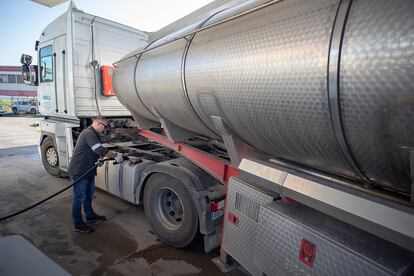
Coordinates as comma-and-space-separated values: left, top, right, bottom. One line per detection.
21, 3, 148, 175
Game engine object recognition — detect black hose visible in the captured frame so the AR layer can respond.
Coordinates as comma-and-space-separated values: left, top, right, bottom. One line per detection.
0, 161, 101, 222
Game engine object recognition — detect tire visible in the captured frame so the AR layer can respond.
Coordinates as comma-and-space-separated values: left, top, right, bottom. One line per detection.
12, 107, 17, 114
30, 108, 36, 114
41, 136, 62, 177
144, 173, 198, 248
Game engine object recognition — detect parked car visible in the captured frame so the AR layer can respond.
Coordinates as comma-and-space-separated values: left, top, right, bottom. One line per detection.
12, 101, 38, 114
0, 104, 5, 116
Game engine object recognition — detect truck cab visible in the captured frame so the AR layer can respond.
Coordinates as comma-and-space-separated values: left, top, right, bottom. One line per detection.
21, 2, 148, 175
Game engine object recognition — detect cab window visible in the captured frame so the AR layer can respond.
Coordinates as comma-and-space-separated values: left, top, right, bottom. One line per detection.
39, 45, 53, 82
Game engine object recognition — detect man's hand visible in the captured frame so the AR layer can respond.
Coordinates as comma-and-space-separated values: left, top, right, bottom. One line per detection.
105, 151, 118, 159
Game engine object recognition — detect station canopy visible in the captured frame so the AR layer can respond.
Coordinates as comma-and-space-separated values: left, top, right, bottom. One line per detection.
30, 0, 67, 8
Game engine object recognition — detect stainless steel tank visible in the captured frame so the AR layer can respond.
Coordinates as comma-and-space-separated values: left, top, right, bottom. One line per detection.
113, 0, 414, 194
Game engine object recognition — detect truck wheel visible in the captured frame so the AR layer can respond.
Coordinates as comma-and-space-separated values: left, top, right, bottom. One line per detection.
30, 108, 36, 114
144, 173, 198, 248
12, 107, 17, 114
41, 136, 62, 177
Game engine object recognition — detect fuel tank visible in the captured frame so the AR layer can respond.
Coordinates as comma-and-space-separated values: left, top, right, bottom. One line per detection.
113, 0, 414, 194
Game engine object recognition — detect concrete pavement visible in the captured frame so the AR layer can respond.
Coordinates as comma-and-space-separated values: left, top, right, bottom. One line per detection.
0, 116, 40, 149
0, 118, 243, 275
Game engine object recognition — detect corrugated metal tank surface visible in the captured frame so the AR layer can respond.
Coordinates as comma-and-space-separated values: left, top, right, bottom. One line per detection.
113, 0, 414, 194
340, 0, 414, 190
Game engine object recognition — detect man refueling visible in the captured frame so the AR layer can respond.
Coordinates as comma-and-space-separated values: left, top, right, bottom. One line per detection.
68, 116, 124, 233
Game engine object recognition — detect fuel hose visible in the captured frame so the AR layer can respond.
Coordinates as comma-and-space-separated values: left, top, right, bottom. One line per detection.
0, 159, 113, 222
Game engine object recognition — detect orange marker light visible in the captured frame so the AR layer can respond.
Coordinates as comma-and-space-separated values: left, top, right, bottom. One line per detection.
101, 65, 116, 96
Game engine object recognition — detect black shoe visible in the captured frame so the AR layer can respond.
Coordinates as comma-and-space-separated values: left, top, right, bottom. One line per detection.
86, 213, 106, 223
74, 223, 94, 233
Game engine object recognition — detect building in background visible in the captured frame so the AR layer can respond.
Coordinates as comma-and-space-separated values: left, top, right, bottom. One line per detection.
0, 66, 37, 113
0, 66, 36, 96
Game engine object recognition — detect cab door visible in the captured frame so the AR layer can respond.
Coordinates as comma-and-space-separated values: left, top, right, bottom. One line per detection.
38, 43, 55, 115
38, 35, 66, 116
53, 35, 67, 115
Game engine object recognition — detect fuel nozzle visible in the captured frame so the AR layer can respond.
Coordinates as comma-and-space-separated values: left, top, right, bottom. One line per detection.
96, 157, 111, 167
113, 152, 129, 165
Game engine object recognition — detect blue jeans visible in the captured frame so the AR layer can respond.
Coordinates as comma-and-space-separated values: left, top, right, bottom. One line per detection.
70, 174, 95, 226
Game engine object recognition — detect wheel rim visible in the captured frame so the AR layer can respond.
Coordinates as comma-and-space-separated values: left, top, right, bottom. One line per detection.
156, 187, 184, 231
46, 147, 58, 166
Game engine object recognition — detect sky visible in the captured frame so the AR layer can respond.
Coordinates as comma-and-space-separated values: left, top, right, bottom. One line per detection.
0, 0, 213, 66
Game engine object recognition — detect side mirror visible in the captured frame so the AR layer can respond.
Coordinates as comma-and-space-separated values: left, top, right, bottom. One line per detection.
21, 64, 38, 86
20, 54, 33, 65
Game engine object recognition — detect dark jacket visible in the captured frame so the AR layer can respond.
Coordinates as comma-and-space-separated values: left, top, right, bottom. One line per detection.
68, 126, 108, 177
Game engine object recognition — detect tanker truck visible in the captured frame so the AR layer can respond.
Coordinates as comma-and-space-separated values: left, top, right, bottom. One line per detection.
22, 0, 414, 275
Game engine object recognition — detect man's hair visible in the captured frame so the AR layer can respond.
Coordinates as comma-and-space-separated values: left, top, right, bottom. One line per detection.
93, 116, 107, 123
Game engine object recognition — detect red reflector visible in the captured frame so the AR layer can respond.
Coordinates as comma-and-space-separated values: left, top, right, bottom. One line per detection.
282, 196, 295, 204
101, 65, 115, 96
299, 239, 316, 267
228, 212, 238, 225
211, 202, 219, 211
210, 200, 225, 211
